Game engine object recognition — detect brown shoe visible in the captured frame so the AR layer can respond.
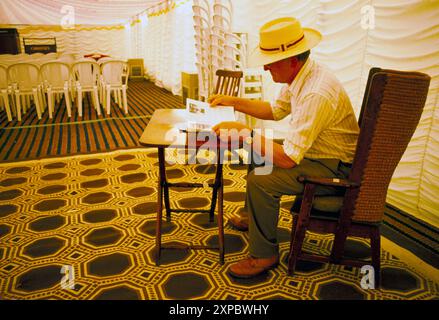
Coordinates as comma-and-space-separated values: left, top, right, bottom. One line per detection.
228, 256, 279, 279
229, 215, 249, 231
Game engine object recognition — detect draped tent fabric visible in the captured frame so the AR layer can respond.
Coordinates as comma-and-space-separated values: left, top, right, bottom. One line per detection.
232, 0, 439, 227
0, 0, 159, 25
130, 0, 196, 95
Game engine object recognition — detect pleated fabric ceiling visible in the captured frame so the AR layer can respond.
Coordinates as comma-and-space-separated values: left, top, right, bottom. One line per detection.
0, 0, 160, 25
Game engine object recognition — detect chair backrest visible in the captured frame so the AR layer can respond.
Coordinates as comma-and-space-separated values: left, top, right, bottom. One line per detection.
343, 69, 431, 223
97, 57, 113, 65
7, 63, 41, 90
40, 62, 71, 89
0, 65, 8, 89
214, 69, 243, 97
71, 61, 100, 87
57, 53, 76, 65
358, 68, 381, 127
100, 60, 128, 86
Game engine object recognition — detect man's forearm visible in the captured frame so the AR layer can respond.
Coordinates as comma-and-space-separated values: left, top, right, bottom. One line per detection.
253, 133, 296, 169
232, 97, 275, 120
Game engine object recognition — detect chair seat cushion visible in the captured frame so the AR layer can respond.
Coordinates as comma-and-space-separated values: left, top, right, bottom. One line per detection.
313, 196, 344, 212
290, 196, 343, 221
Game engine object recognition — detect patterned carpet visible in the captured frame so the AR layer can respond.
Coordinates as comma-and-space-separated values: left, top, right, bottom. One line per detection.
0, 149, 438, 300
0, 80, 182, 163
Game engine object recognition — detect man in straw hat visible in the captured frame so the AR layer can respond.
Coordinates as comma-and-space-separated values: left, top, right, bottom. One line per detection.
209, 17, 359, 278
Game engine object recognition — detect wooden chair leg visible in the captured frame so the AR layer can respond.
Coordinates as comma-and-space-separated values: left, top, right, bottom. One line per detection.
370, 227, 381, 288
288, 215, 299, 258
288, 184, 316, 275
331, 229, 349, 264
287, 220, 307, 275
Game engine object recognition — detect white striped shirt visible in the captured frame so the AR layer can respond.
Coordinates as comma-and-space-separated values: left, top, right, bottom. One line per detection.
271, 59, 359, 164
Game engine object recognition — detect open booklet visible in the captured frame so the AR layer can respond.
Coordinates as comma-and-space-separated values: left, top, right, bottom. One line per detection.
180, 98, 236, 132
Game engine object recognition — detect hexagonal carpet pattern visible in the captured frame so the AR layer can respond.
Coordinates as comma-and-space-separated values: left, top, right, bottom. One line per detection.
0, 149, 438, 300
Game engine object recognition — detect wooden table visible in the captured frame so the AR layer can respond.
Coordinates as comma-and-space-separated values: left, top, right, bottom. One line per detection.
139, 109, 232, 265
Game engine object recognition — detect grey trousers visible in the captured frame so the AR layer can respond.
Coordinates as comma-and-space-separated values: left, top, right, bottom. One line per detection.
244, 157, 351, 258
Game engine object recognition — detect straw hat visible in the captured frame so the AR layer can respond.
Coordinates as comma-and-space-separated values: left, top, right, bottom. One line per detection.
248, 17, 322, 67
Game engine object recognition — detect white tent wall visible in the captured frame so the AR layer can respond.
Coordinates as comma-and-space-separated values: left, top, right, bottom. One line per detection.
231, 0, 439, 227
128, 0, 196, 95
0, 25, 128, 59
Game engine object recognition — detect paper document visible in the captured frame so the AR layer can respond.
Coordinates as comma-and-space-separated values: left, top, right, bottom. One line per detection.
181, 99, 236, 132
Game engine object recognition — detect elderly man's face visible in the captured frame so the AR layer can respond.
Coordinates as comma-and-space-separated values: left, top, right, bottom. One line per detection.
264, 57, 300, 84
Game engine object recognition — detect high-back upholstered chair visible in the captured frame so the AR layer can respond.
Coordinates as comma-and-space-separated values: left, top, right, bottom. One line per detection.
287, 68, 431, 287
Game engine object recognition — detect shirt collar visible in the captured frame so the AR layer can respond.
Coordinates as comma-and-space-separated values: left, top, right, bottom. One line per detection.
288, 58, 314, 95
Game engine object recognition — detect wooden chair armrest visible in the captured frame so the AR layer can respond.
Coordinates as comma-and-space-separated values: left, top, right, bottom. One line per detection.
297, 176, 359, 188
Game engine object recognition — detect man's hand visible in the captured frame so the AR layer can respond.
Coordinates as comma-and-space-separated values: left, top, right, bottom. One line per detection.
212, 121, 251, 143
208, 94, 237, 107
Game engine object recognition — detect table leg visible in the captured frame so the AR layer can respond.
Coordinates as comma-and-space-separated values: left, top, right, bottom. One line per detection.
209, 166, 220, 223
210, 148, 224, 222
218, 164, 225, 265
158, 148, 172, 222
155, 147, 166, 266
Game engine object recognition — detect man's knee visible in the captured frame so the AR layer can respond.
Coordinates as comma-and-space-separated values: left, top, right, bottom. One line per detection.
246, 167, 304, 196
246, 169, 268, 191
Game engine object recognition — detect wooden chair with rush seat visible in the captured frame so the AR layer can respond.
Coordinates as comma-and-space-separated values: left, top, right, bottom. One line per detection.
287, 68, 431, 287
214, 69, 243, 97
214, 69, 244, 163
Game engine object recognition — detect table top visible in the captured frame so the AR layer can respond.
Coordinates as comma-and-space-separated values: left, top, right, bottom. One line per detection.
140, 109, 231, 149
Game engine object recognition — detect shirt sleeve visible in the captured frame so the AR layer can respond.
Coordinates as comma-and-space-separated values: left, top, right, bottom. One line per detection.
282, 93, 335, 165
271, 85, 291, 121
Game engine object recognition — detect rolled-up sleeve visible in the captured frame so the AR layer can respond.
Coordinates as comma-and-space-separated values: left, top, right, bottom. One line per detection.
282, 93, 335, 165
271, 85, 291, 121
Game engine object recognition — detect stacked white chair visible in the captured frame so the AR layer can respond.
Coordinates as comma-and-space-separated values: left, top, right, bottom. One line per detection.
0, 65, 13, 122
193, 0, 246, 98
40, 62, 73, 119
212, 0, 244, 71
8, 63, 44, 121
71, 60, 101, 117
193, 0, 212, 101
100, 60, 129, 115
